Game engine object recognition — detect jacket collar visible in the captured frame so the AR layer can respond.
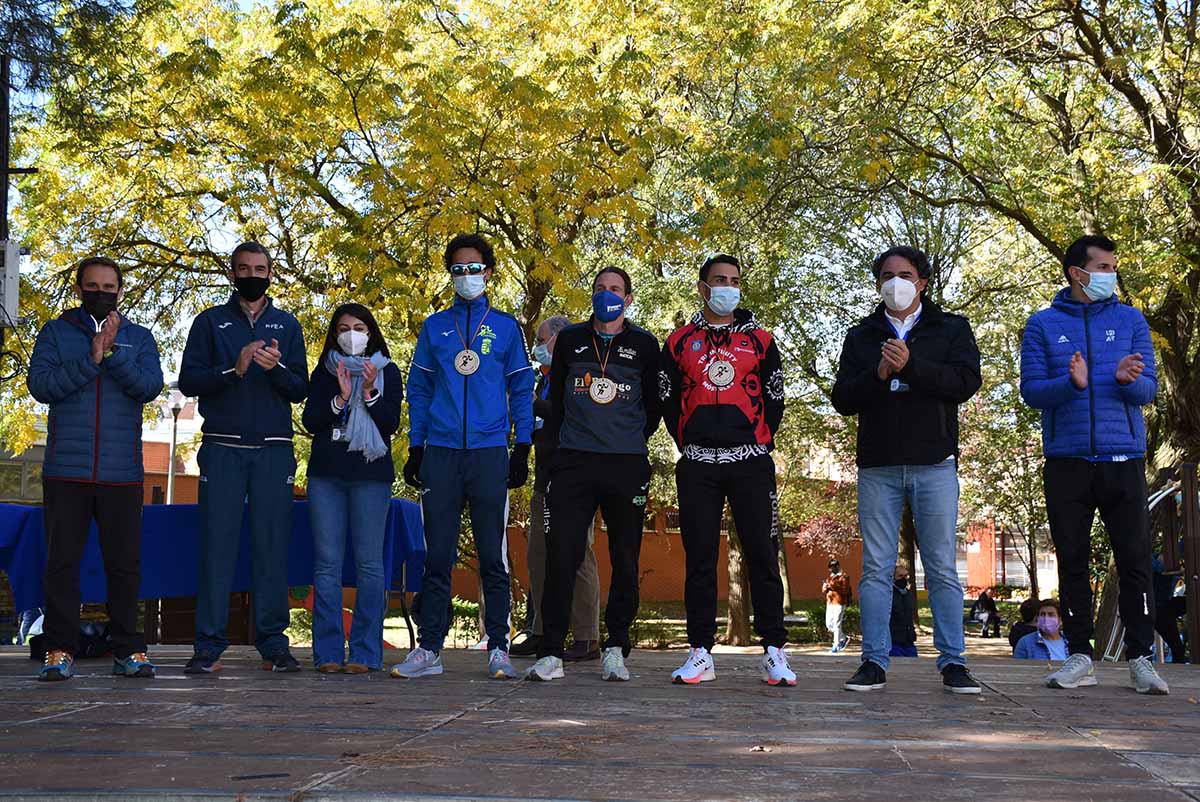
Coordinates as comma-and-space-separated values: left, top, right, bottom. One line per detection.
865, 295, 944, 333
1050, 286, 1119, 317
60, 306, 128, 335
225, 292, 275, 319
452, 292, 491, 314
689, 307, 759, 333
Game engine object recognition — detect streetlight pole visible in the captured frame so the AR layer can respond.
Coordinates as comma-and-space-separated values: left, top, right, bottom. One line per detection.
167, 382, 183, 504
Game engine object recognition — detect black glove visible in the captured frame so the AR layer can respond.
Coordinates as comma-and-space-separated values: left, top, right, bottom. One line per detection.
403, 446, 424, 489
507, 443, 531, 489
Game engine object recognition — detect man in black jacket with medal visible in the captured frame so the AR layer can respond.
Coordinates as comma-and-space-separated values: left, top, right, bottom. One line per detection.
525, 267, 661, 683
832, 246, 982, 695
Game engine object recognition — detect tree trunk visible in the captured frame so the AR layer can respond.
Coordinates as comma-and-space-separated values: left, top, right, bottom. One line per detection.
778, 537, 792, 613
899, 503, 919, 626
1027, 530, 1039, 600
724, 518, 753, 646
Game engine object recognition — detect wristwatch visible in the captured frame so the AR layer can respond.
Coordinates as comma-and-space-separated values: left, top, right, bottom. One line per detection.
102, 348, 115, 360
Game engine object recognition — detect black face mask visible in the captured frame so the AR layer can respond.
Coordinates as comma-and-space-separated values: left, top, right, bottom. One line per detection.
235, 276, 270, 302
895, 578, 909, 590
81, 290, 118, 321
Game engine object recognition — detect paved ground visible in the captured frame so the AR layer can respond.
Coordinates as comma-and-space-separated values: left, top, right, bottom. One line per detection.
0, 645, 1197, 801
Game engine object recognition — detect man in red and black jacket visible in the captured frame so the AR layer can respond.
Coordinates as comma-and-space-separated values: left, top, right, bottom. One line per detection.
659, 254, 794, 686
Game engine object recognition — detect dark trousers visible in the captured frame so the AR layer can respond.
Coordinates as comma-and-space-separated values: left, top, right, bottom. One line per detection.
1155, 597, 1187, 663
42, 480, 145, 659
193, 443, 296, 660
540, 451, 651, 658
676, 455, 787, 651
1044, 458, 1155, 659
418, 445, 511, 653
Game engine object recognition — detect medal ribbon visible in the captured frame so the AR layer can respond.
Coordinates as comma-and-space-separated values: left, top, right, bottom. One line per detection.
591, 332, 616, 379
453, 305, 493, 354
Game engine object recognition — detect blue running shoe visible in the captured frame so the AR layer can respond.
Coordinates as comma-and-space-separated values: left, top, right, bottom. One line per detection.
38, 650, 73, 682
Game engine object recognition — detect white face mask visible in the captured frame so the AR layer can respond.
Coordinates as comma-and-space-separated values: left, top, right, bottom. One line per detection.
453, 274, 487, 300
881, 276, 918, 312
704, 284, 741, 317
338, 330, 369, 356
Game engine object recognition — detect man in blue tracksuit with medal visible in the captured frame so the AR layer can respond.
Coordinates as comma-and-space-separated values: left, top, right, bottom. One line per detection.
395, 233, 535, 680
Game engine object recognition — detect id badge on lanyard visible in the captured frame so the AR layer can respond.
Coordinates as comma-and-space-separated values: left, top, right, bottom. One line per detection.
888, 320, 912, 394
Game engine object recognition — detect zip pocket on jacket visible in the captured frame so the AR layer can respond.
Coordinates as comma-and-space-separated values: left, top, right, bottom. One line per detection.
1049, 409, 1057, 441
1124, 405, 1135, 437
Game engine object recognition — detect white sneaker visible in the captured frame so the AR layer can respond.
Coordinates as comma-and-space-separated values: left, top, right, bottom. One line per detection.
1044, 653, 1097, 689
389, 647, 443, 678
524, 655, 564, 682
601, 647, 630, 681
1129, 655, 1170, 695
488, 648, 516, 679
671, 647, 716, 684
762, 645, 796, 686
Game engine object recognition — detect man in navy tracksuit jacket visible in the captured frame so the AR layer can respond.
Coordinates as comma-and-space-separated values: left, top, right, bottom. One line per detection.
1021, 234, 1168, 695
27, 257, 164, 681
394, 233, 534, 680
178, 242, 309, 674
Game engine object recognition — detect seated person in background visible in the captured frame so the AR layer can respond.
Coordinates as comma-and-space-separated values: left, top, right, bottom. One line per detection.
1013, 599, 1069, 661
1008, 597, 1040, 652
970, 588, 1001, 637
889, 565, 918, 657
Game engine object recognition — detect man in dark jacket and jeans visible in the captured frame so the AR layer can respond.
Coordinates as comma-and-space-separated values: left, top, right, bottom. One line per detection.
27, 256, 164, 681
832, 246, 981, 694
179, 242, 309, 674
1020, 234, 1168, 695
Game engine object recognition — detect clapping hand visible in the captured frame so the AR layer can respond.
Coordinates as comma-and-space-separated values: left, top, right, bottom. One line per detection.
1069, 351, 1088, 390
253, 338, 282, 371
1115, 353, 1145, 385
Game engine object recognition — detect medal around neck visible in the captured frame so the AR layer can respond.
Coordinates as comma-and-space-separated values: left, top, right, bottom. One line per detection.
588, 376, 617, 404
455, 349, 481, 375
707, 359, 735, 388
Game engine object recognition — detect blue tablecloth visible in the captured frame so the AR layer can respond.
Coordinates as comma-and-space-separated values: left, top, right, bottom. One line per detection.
0, 499, 425, 612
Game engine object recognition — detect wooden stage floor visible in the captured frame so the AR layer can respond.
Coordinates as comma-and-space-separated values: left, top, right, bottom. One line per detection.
0, 646, 1197, 800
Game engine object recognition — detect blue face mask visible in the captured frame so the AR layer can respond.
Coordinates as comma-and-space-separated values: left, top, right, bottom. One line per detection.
532, 343, 552, 366
592, 290, 625, 323
1079, 269, 1117, 301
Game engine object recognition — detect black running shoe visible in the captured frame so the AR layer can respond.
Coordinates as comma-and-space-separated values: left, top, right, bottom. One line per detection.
942, 663, 981, 694
262, 651, 302, 673
509, 631, 542, 657
844, 660, 887, 692
184, 652, 222, 674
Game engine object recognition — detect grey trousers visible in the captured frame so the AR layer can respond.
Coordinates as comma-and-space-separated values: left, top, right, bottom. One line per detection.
528, 488, 600, 641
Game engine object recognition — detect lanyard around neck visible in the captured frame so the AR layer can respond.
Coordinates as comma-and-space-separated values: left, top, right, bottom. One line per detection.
454, 304, 492, 352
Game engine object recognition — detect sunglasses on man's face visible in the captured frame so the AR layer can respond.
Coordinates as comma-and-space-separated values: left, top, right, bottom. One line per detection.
449, 262, 487, 276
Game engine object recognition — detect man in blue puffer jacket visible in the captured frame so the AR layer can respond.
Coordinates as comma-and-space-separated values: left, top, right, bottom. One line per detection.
1020, 234, 1168, 695
27, 257, 164, 681
392, 233, 534, 681
179, 242, 309, 675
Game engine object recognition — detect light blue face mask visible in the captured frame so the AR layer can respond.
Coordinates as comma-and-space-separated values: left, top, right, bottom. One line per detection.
453, 274, 486, 300
704, 284, 741, 316
1079, 269, 1117, 301
532, 343, 552, 365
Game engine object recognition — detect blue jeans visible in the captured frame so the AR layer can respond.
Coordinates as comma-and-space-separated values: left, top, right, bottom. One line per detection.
194, 443, 296, 660
308, 477, 392, 669
858, 459, 965, 672
418, 445, 511, 653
